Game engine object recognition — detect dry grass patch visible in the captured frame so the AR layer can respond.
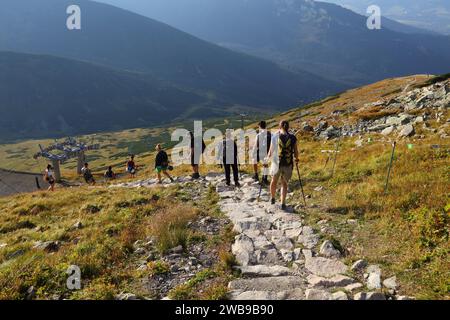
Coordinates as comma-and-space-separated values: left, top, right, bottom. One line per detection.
149, 204, 199, 253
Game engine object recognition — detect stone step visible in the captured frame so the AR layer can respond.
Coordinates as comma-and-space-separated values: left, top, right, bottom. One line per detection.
229, 276, 306, 292
237, 265, 293, 277
307, 274, 356, 288
304, 256, 348, 278
228, 289, 304, 300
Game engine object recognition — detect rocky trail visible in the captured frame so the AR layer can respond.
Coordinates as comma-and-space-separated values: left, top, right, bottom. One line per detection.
111, 173, 414, 300
214, 174, 410, 300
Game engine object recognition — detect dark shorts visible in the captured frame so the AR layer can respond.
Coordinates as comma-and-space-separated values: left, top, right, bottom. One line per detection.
47, 178, 55, 185
84, 175, 95, 183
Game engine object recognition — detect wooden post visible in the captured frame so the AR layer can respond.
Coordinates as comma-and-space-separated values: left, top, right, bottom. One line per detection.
51, 159, 61, 182
384, 141, 397, 195
331, 129, 342, 178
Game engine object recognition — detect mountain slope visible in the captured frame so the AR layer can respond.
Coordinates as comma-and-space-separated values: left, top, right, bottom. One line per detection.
97, 0, 450, 86
0, 52, 212, 139
0, 0, 341, 113
322, 0, 450, 35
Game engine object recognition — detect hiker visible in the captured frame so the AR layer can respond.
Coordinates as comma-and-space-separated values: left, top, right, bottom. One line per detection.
252, 120, 272, 184
43, 164, 56, 191
81, 162, 96, 185
266, 120, 299, 210
217, 130, 240, 187
126, 155, 137, 177
188, 130, 206, 179
104, 166, 116, 180
155, 144, 174, 184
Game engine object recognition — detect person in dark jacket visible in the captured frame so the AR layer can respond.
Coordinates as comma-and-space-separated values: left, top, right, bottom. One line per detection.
252, 120, 272, 184
217, 130, 240, 187
104, 166, 116, 180
155, 144, 174, 184
188, 130, 206, 179
81, 162, 96, 186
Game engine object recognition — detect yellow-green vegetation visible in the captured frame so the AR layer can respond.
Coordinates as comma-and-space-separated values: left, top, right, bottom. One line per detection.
259, 74, 449, 299
0, 115, 261, 176
0, 182, 233, 300
0, 74, 448, 300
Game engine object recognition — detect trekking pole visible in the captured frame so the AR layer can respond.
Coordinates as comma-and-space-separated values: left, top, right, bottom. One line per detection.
323, 154, 331, 170
295, 162, 307, 208
331, 129, 342, 178
384, 141, 397, 195
257, 162, 268, 202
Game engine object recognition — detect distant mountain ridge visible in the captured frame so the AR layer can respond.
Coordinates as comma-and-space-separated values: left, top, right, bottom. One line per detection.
96, 0, 450, 86
0, 0, 340, 104
0, 51, 206, 139
321, 0, 450, 35
0, 0, 343, 140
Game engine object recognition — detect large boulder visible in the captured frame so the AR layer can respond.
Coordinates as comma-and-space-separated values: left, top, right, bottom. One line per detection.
398, 124, 415, 137
305, 256, 348, 278
232, 234, 255, 266
319, 240, 341, 258
305, 289, 331, 300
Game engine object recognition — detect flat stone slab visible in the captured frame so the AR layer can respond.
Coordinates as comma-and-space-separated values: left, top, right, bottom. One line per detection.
307, 274, 355, 288
298, 234, 320, 249
229, 276, 305, 292
305, 256, 348, 278
229, 289, 304, 301
238, 265, 292, 277
305, 289, 331, 300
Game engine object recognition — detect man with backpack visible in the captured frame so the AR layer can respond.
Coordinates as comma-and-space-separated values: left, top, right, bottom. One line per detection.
217, 130, 240, 188
252, 120, 272, 184
266, 120, 299, 211
81, 162, 96, 185
155, 144, 174, 184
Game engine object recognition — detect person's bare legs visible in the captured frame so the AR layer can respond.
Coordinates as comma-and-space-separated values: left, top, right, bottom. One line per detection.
163, 170, 173, 181
253, 164, 258, 175
270, 175, 279, 201
280, 177, 288, 205
157, 172, 162, 183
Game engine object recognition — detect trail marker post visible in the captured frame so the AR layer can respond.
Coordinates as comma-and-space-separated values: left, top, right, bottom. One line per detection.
384, 141, 397, 195
295, 162, 307, 208
331, 129, 342, 178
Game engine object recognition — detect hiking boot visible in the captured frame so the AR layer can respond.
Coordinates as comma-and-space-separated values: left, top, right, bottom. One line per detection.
226, 181, 231, 187
262, 176, 269, 185
170, 177, 175, 183
235, 182, 241, 188
191, 173, 200, 180
281, 204, 287, 211
253, 174, 259, 182
270, 198, 276, 205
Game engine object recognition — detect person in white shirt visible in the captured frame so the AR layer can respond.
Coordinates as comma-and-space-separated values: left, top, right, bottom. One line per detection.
43, 164, 56, 191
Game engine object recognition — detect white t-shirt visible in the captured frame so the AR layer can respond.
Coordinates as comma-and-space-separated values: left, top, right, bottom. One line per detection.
45, 169, 54, 178
252, 129, 271, 162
